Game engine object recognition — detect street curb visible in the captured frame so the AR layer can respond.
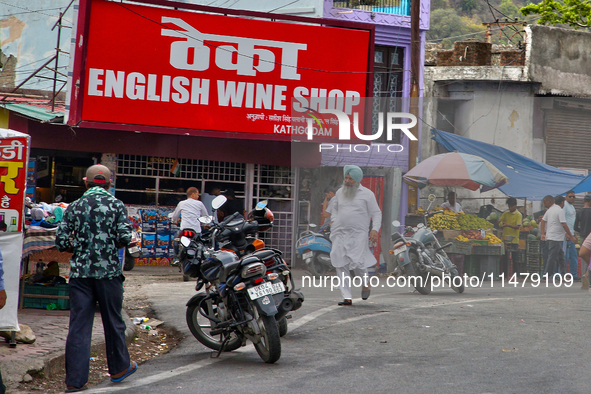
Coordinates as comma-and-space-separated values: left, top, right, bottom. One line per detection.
43, 309, 137, 378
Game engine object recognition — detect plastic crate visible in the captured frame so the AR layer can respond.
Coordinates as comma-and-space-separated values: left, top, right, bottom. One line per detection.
472, 245, 504, 255
527, 240, 540, 255
480, 255, 500, 280
22, 284, 70, 310
450, 239, 472, 255
464, 255, 480, 277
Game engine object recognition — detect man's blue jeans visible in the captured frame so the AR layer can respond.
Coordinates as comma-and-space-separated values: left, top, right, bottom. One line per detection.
66, 276, 130, 388
565, 240, 579, 277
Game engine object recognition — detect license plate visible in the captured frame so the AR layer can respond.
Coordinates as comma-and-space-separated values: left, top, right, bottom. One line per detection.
394, 245, 407, 255
302, 251, 314, 260
247, 282, 286, 300
128, 246, 140, 254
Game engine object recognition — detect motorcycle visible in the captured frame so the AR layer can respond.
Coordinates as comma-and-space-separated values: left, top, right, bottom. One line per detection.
390, 194, 465, 295
123, 230, 141, 271
296, 222, 332, 277
180, 197, 302, 362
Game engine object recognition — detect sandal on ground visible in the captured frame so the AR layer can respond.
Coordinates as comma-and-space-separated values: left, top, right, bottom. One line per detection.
361, 287, 371, 300
65, 385, 88, 393
338, 299, 352, 306
110, 361, 138, 383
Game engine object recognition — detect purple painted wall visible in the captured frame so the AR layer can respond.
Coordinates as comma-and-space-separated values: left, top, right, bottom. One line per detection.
322, 0, 429, 223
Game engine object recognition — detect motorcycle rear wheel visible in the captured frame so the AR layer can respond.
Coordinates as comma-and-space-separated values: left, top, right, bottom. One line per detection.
277, 317, 288, 337
406, 252, 431, 295
308, 253, 329, 277
450, 269, 465, 294
252, 307, 281, 363
186, 295, 242, 352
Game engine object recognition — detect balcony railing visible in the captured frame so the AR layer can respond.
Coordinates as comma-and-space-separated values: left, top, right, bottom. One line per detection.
333, 0, 411, 16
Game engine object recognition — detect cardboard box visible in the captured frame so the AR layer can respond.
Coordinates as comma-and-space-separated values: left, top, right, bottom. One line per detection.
442, 230, 461, 239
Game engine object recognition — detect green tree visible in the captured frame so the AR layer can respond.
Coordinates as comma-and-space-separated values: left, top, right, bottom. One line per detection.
428, 9, 485, 48
499, 0, 519, 17
460, 0, 478, 11
520, 0, 591, 28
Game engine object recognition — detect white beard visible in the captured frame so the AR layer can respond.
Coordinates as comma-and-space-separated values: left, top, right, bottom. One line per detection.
342, 181, 359, 200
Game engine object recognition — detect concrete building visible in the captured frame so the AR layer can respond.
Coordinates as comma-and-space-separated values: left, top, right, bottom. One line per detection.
422, 25, 591, 213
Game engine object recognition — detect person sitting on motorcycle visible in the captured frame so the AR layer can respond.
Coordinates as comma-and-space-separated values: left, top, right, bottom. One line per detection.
171, 187, 209, 265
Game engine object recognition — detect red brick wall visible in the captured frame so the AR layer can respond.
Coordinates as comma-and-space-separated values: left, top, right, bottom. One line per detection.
500, 50, 525, 66
437, 41, 492, 66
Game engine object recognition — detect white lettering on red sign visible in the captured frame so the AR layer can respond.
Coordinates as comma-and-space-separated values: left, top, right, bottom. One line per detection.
160, 17, 307, 80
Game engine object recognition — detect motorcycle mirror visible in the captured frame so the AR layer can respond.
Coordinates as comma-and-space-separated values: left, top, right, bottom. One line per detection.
180, 236, 191, 247
211, 195, 227, 210
199, 216, 212, 224
392, 220, 401, 227
428, 194, 436, 202
255, 200, 268, 210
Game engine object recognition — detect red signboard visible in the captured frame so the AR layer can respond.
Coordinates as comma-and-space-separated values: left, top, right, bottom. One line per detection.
0, 136, 28, 233
68, 0, 372, 140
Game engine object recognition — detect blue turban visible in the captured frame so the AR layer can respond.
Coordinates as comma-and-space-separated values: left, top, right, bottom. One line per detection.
344, 165, 363, 183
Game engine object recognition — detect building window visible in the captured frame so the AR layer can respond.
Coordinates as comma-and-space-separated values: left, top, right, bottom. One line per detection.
373, 46, 404, 142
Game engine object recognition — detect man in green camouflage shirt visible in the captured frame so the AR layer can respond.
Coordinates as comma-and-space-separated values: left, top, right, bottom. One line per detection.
56, 164, 137, 392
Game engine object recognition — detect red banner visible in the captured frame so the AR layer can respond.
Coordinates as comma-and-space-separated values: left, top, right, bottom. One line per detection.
70, 0, 371, 139
0, 137, 28, 233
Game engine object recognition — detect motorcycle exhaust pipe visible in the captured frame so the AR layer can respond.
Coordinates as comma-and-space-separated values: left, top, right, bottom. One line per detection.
419, 263, 446, 277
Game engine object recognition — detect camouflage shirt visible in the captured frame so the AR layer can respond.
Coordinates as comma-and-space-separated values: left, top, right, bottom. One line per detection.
56, 186, 132, 279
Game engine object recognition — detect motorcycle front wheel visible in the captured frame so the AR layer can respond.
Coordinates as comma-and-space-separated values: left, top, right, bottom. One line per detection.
450, 268, 465, 294
406, 252, 431, 295
252, 306, 281, 363
186, 295, 242, 352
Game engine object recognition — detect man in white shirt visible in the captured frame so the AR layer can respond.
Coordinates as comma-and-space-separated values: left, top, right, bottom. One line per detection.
540, 195, 577, 277
327, 165, 382, 306
441, 191, 462, 213
172, 187, 209, 232
563, 190, 580, 280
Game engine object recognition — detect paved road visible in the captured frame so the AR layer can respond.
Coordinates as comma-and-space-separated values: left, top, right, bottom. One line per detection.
87, 269, 591, 394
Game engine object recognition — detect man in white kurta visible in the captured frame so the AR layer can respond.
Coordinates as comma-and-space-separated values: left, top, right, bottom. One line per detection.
327, 165, 382, 305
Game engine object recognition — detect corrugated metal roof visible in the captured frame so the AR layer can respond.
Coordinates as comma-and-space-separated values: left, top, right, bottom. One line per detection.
0, 102, 64, 123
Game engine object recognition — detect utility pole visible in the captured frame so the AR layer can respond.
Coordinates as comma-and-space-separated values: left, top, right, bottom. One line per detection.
408, 0, 421, 213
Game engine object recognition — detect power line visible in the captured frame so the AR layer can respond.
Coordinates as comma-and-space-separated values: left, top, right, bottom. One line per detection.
0, 1, 72, 24
115, 2, 383, 76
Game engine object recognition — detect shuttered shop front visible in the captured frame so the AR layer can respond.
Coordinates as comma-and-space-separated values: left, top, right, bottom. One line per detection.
545, 103, 591, 170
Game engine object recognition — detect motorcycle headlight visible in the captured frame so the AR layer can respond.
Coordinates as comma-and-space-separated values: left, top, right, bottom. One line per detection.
241, 262, 265, 278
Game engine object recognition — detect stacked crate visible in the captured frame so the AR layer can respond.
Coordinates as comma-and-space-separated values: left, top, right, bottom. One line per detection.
526, 240, 542, 274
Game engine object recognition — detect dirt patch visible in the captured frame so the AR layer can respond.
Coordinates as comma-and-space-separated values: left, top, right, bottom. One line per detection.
17, 269, 185, 393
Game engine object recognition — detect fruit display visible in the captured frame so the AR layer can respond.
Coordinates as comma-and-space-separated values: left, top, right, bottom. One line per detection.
485, 233, 502, 244
428, 211, 460, 230
429, 211, 494, 231
456, 213, 494, 230
455, 235, 470, 241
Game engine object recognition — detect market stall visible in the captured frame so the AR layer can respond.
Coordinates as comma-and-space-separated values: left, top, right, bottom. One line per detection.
403, 152, 513, 279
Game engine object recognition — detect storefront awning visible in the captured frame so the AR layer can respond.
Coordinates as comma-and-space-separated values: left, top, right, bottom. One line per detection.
0, 102, 63, 123
431, 129, 584, 200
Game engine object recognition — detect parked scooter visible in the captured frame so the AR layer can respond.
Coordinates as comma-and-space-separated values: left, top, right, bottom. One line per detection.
390, 194, 464, 295
296, 222, 332, 277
